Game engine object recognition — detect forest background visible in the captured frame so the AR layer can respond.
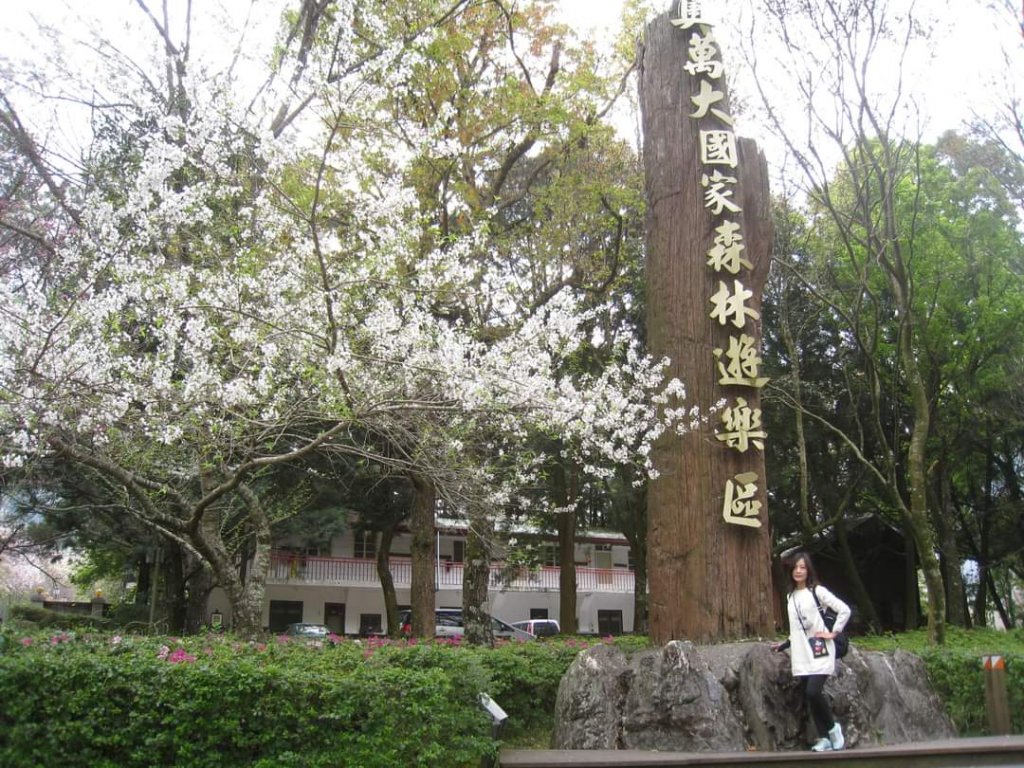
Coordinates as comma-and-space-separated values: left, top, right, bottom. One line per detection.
1, 0, 1022, 644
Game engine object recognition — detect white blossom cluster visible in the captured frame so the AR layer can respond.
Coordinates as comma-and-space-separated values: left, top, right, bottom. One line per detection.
0, 1, 689, 513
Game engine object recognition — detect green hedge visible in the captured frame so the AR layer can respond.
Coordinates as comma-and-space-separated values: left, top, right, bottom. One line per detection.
916, 649, 1023, 735
474, 635, 649, 737
6, 620, 1017, 766
0, 624, 642, 765
0, 632, 495, 767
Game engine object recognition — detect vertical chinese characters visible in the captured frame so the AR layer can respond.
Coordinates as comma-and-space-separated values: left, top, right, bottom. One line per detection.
675, 0, 769, 528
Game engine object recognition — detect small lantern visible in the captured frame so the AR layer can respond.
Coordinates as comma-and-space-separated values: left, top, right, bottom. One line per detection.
210, 609, 223, 629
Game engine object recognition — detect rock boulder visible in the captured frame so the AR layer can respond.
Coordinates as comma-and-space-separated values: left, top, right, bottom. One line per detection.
552, 641, 956, 752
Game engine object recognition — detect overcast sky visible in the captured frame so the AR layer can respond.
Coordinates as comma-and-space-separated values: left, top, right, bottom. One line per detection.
3, 0, 1021, 174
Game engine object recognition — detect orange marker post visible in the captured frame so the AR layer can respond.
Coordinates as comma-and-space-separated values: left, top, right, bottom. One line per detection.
983, 655, 1011, 735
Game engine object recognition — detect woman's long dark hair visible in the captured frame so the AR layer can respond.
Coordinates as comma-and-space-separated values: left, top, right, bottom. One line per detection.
782, 550, 820, 590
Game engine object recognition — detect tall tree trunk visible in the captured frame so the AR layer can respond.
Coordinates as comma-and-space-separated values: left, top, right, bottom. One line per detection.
163, 542, 187, 634
975, 560, 990, 628
896, 309, 945, 643
558, 506, 578, 634
834, 514, 881, 632
779, 290, 813, 539
931, 460, 968, 627
903, 535, 920, 630
463, 519, 494, 646
408, 473, 437, 639
212, 484, 271, 638
184, 557, 214, 633
973, 443, 997, 626
551, 455, 579, 634
640, 11, 775, 643
136, 554, 152, 608
629, 528, 649, 635
987, 570, 1013, 628
623, 486, 649, 636
376, 525, 399, 636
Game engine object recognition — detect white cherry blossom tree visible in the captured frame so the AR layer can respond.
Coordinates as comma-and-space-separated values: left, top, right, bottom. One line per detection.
0, 0, 684, 636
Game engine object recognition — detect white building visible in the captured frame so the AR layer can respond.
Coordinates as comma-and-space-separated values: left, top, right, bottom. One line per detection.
207, 519, 638, 636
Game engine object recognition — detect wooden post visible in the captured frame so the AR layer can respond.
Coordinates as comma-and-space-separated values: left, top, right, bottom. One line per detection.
983, 655, 1011, 735
640, 6, 775, 643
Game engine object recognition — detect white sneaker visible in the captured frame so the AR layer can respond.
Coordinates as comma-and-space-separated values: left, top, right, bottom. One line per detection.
828, 722, 845, 750
811, 737, 833, 752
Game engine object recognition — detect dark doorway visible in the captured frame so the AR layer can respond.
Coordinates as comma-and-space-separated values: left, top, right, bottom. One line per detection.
325, 602, 346, 635
359, 613, 382, 636
598, 609, 623, 635
268, 600, 303, 632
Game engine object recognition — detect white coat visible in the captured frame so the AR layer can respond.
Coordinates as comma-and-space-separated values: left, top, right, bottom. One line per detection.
786, 585, 851, 676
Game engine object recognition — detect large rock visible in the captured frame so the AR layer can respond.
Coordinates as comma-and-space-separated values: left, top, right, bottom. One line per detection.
552, 641, 956, 752
553, 641, 744, 751
551, 643, 631, 749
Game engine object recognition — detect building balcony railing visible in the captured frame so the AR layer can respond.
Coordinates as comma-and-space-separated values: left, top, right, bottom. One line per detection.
267, 552, 635, 594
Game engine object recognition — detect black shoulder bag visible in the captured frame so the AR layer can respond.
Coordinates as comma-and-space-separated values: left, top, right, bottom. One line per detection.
812, 586, 849, 659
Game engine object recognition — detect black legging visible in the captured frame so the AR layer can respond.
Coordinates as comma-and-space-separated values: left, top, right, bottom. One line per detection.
803, 674, 835, 736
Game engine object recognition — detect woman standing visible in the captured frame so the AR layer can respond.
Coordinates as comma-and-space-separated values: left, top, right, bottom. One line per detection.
772, 550, 851, 752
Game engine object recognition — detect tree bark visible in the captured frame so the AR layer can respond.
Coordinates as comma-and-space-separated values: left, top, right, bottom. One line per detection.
640, 12, 775, 643
376, 525, 399, 636
890, 261, 946, 643
184, 557, 214, 634
834, 515, 881, 633
931, 460, 968, 627
163, 542, 187, 634
903, 536, 920, 630
409, 473, 437, 638
463, 518, 494, 646
624, 488, 649, 636
779, 291, 813, 539
558, 506, 578, 634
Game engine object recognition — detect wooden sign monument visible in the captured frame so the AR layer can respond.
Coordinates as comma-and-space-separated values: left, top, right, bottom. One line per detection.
640, 1, 775, 643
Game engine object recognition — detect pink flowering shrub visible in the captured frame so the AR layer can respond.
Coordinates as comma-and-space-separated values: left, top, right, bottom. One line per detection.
166, 647, 197, 664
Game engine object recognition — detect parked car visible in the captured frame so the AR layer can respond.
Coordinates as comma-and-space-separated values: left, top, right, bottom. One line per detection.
284, 622, 330, 638
511, 619, 560, 638
398, 608, 534, 641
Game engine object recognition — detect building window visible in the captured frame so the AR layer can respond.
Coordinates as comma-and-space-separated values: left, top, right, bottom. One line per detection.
452, 540, 465, 563
542, 545, 561, 567
597, 609, 623, 636
354, 531, 376, 559
530, 608, 549, 620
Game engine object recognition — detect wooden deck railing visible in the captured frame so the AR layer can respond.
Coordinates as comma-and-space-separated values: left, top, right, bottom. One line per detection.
267, 552, 635, 593
499, 736, 1024, 767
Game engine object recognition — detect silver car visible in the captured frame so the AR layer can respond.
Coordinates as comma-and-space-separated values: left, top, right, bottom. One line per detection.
284, 622, 330, 638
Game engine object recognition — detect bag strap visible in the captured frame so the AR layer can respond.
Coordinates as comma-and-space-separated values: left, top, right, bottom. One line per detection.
790, 591, 812, 634
812, 586, 840, 629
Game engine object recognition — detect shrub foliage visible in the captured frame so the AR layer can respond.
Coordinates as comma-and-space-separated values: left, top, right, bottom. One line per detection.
3, 622, 1020, 767
0, 626, 640, 766
0, 632, 496, 767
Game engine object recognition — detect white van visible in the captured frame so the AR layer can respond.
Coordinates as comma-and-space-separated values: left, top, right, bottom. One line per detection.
511, 619, 560, 637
